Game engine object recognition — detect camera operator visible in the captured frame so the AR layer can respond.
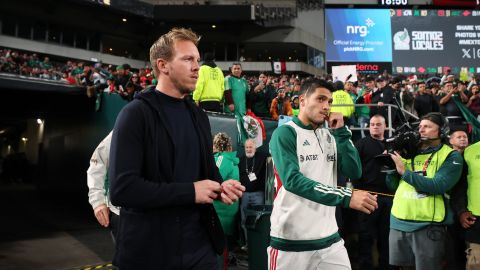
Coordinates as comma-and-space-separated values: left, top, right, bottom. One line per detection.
354, 114, 393, 270
387, 112, 464, 270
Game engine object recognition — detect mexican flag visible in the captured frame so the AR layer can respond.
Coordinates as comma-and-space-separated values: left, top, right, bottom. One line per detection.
272, 61, 286, 74
452, 95, 480, 143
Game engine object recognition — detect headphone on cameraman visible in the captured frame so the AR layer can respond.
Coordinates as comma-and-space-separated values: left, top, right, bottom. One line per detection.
421, 112, 450, 141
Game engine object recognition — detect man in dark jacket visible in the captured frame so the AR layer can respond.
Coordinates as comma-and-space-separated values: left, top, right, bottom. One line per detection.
109, 28, 245, 270
354, 114, 393, 270
414, 81, 439, 118
370, 77, 397, 127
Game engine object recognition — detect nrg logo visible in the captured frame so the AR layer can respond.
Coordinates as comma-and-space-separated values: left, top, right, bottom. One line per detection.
346, 18, 375, 37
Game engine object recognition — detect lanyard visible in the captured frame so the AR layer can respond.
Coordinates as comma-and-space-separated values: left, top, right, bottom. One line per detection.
245, 157, 255, 174
411, 152, 435, 175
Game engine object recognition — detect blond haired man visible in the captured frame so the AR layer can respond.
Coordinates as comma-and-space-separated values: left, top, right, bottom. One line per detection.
109, 28, 245, 270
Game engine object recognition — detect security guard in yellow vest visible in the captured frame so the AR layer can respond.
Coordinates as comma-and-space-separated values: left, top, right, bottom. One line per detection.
330, 81, 355, 121
387, 112, 463, 270
192, 52, 224, 112
452, 141, 480, 270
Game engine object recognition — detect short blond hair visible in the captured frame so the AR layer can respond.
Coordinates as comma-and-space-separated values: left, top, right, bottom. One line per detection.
149, 27, 200, 77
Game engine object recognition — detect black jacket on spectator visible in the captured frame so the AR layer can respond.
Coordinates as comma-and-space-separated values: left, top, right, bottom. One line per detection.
249, 84, 271, 118
370, 86, 395, 117
353, 135, 392, 194
239, 152, 268, 192
370, 86, 397, 125
439, 94, 465, 119
414, 94, 439, 118
109, 86, 224, 269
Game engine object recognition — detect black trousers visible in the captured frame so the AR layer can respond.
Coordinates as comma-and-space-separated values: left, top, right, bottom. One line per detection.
358, 196, 394, 270
199, 101, 222, 113
109, 211, 120, 244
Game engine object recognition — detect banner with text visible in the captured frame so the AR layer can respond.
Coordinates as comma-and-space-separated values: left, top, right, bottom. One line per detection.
326, 9, 392, 62
392, 9, 480, 74
327, 62, 392, 75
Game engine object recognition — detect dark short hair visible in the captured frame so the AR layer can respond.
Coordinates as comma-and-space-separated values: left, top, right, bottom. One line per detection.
421, 112, 445, 128
421, 112, 448, 137
299, 78, 334, 97
449, 128, 467, 135
392, 77, 403, 85
333, 81, 344, 91
203, 52, 214, 61
365, 76, 375, 83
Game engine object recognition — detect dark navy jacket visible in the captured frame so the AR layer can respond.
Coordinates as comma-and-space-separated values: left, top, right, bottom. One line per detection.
109, 86, 225, 269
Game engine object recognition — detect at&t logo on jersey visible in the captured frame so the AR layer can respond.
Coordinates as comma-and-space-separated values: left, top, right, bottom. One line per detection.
299, 154, 318, 163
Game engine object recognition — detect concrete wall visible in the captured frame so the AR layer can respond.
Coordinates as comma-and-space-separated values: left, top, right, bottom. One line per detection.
291, 9, 325, 40
242, 9, 325, 52
244, 27, 325, 52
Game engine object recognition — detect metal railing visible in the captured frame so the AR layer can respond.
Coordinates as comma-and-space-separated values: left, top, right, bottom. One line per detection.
331, 103, 419, 137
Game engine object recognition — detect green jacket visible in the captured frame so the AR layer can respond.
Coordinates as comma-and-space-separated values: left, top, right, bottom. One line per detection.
213, 151, 240, 235
355, 87, 370, 118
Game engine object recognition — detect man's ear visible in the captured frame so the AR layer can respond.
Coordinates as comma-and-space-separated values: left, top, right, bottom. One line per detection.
299, 94, 306, 107
156, 58, 168, 75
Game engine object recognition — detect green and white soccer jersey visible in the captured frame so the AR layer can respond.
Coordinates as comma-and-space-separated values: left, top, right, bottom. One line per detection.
269, 117, 361, 252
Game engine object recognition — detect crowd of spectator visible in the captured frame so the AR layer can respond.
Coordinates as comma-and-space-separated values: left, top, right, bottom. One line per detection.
215, 66, 480, 141
0, 48, 154, 101
2, 47, 480, 135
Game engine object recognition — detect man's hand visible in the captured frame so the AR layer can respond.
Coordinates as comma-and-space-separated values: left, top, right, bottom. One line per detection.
219, 180, 246, 205
460, 211, 477, 229
194, 180, 222, 204
328, 112, 344, 129
255, 83, 265, 93
228, 104, 235, 112
389, 151, 406, 176
94, 204, 110, 227
378, 101, 385, 107
349, 190, 378, 214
